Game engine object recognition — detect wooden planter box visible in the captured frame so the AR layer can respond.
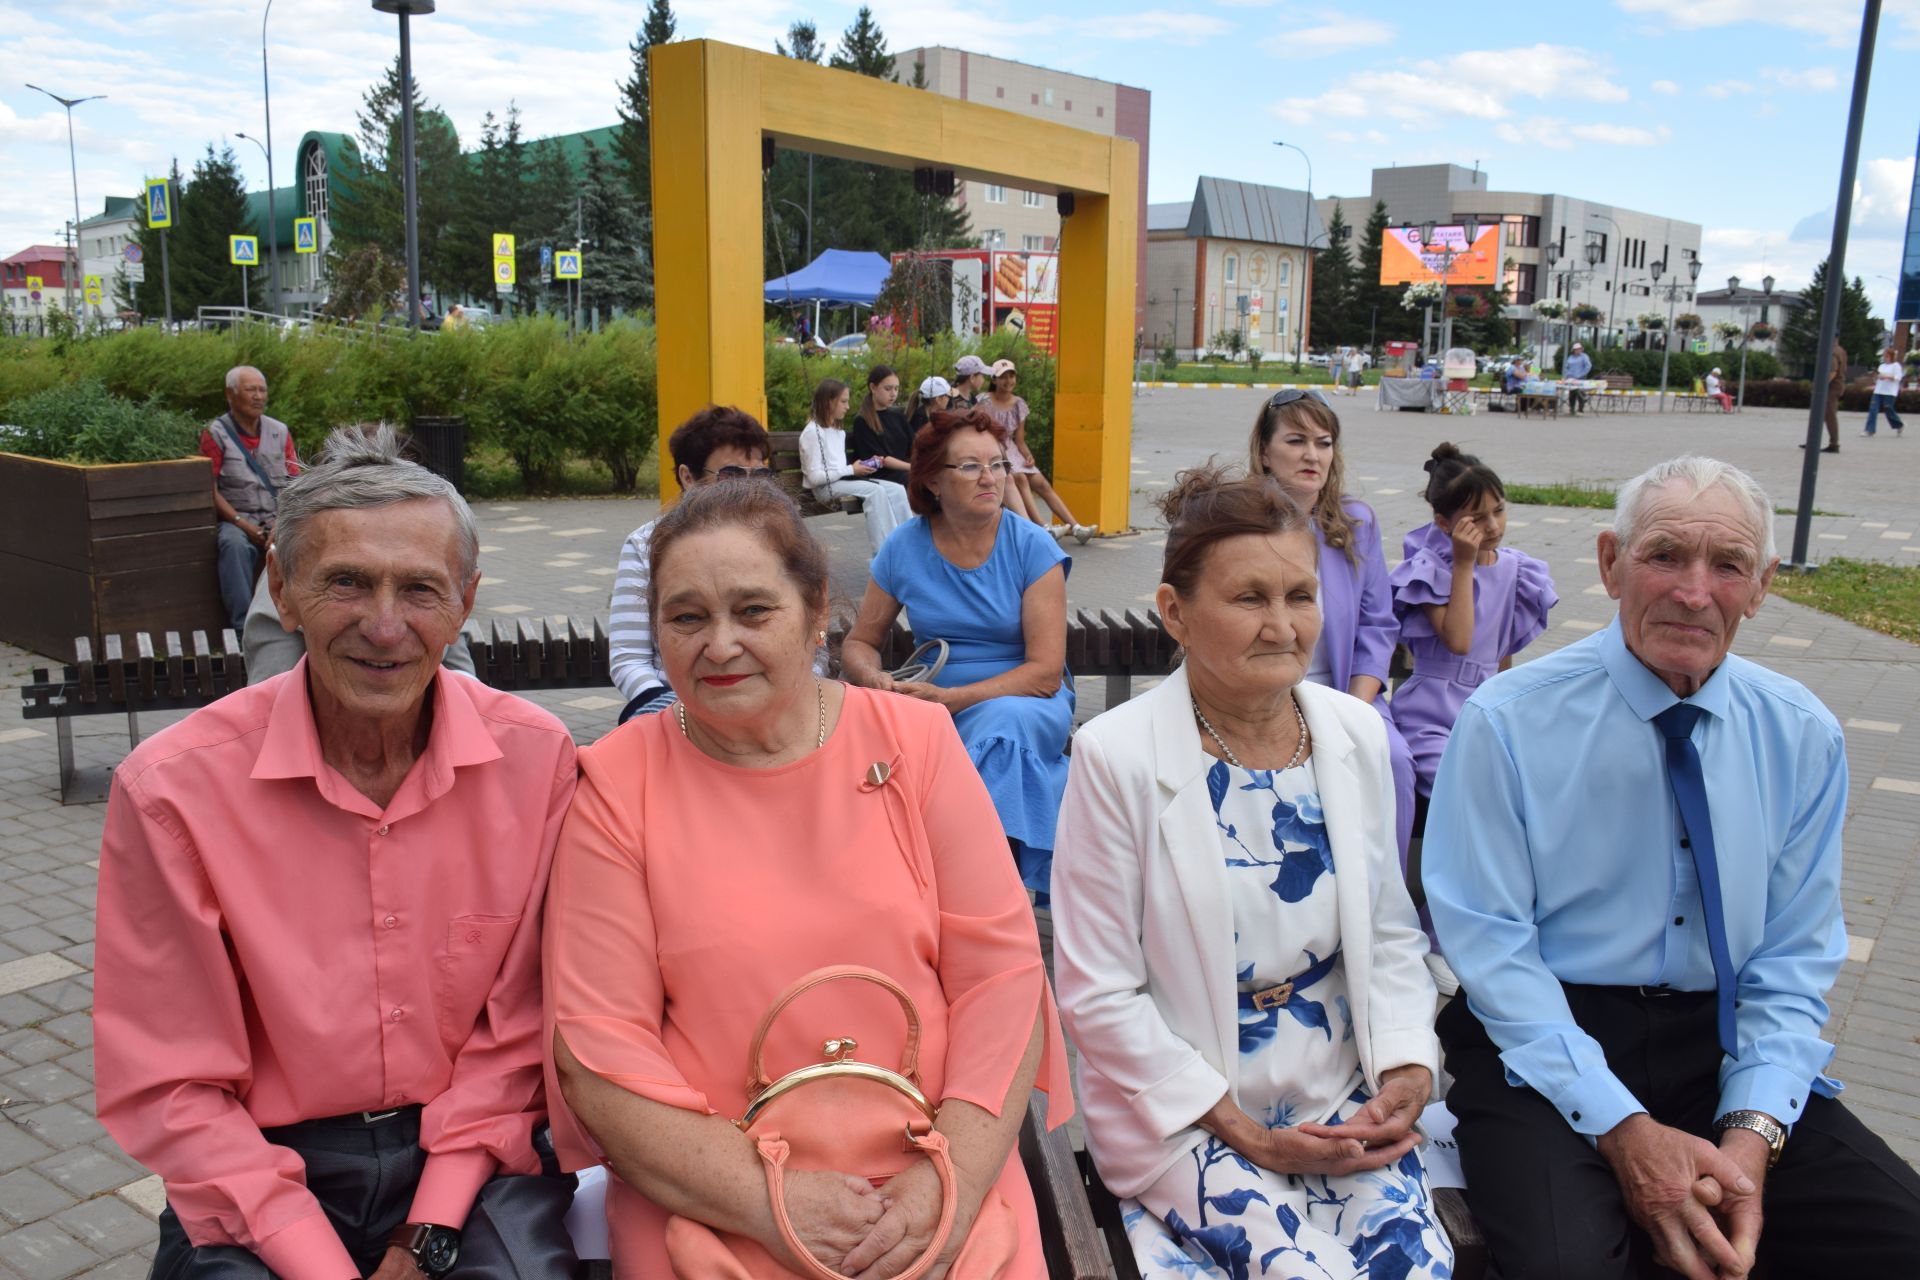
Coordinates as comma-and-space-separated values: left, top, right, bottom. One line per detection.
0, 453, 221, 662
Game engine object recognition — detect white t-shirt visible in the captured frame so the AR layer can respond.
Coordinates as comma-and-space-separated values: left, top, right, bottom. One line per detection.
1876, 361, 1904, 397
1706, 374, 1724, 395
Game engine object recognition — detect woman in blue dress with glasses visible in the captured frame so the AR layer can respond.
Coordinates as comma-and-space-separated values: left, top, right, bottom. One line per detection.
842, 408, 1073, 900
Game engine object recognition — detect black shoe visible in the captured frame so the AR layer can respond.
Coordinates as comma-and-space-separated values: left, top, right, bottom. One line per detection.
1822, 445, 1840, 453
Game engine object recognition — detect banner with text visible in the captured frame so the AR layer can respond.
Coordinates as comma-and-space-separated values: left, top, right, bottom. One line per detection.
1380, 225, 1501, 286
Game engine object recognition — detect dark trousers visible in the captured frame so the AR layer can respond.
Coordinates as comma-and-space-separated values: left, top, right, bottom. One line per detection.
216, 521, 263, 637
150, 1108, 577, 1278
1825, 383, 1842, 446
1569, 387, 1588, 414
1439, 986, 1920, 1279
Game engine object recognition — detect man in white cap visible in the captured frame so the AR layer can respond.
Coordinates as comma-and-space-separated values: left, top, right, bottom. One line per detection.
1564, 342, 1593, 415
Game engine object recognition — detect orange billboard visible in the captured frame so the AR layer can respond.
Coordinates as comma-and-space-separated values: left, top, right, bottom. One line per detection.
1380, 225, 1501, 286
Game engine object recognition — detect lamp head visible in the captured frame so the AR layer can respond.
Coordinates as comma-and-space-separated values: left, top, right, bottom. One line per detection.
1762, 274, 1775, 295
1687, 258, 1702, 282
1585, 240, 1603, 267
1464, 217, 1481, 243
371, 0, 435, 13
1728, 275, 1740, 293
1545, 242, 1561, 266
1420, 220, 1436, 245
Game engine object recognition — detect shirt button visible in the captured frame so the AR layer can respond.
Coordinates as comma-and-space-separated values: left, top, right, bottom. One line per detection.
377, 825, 390, 836
390, 1008, 405, 1022
383, 915, 398, 929
1674, 916, 1685, 926
1680, 837, 1691, 848
1571, 1111, 1582, 1122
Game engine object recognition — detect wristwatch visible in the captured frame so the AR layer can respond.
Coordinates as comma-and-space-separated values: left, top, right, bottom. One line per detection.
1714, 1109, 1787, 1168
388, 1222, 461, 1276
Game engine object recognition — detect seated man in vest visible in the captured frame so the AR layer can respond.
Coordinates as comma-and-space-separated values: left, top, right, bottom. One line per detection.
96, 426, 578, 1279
203, 365, 297, 635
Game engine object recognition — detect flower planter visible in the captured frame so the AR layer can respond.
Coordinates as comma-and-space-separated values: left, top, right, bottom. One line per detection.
0, 453, 221, 662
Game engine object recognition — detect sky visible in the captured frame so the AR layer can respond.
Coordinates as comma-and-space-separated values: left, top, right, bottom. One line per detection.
3, 0, 1918, 319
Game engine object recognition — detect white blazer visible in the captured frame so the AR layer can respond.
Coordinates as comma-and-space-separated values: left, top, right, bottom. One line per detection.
1052, 665, 1441, 1196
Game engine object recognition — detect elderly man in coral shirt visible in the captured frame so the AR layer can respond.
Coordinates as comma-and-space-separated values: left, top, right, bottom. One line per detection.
96, 427, 578, 1280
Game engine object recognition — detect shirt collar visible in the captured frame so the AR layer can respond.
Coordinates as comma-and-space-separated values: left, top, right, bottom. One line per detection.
251, 659, 505, 807
1598, 615, 1735, 722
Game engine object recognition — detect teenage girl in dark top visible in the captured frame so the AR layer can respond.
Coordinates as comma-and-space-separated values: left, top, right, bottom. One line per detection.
848, 364, 914, 487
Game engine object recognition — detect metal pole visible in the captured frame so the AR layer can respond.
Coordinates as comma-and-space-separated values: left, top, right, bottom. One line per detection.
805, 154, 814, 262
1737, 308, 1751, 412
397, 9, 423, 330
159, 226, 173, 327
1657, 281, 1677, 412
1791, 0, 1880, 571
261, 0, 281, 315
242, 264, 250, 311
63, 110, 82, 320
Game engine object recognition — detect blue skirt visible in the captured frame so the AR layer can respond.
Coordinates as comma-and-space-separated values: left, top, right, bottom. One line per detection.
949, 673, 1074, 898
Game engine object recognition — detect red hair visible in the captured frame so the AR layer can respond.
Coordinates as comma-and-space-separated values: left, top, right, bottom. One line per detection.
906, 409, 1010, 516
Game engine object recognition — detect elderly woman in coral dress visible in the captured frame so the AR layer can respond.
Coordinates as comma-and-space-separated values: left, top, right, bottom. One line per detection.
542, 478, 1071, 1278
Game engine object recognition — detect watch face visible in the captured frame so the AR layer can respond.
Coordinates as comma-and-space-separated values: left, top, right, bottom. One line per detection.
422, 1229, 460, 1274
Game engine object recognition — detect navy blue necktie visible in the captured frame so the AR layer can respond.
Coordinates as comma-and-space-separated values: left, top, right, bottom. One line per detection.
1654, 702, 1738, 1057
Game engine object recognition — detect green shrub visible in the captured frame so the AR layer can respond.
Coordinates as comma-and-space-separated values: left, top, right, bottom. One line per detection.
1, 378, 201, 464
1570, 347, 1781, 387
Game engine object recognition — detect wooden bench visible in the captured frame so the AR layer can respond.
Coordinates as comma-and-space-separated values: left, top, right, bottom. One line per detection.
766, 429, 865, 519
19, 609, 1179, 805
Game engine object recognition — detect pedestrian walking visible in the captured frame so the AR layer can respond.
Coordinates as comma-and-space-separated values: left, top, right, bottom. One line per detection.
1864, 346, 1906, 438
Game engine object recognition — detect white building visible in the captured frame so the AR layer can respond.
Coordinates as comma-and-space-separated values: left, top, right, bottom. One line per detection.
1147, 177, 1322, 359
77, 197, 143, 318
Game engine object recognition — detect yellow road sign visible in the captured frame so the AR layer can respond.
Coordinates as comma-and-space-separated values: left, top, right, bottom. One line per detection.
493, 233, 515, 259
230, 236, 259, 266
145, 178, 173, 229
25, 276, 43, 291
294, 217, 318, 254
84, 275, 103, 304
555, 251, 582, 280
494, 257, 516, 286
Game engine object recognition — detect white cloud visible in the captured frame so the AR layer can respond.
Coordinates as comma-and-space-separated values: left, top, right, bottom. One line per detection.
1613, 0, 1920, 46
1263, 17, 1395, 56
1651, 79, 1680, 94
1703, 80, 1756, 98
1270, 43, 1628, 124
1083, 10, 1234, 43
1791, 155, 1920, 240
1761, 65, 1841, 90
1704, 224, 1906, 319
1491, 116, 1670, 149
1570, 121, 1671, 146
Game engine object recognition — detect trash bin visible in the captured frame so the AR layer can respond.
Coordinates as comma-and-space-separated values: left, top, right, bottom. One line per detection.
409, 416, 466, 495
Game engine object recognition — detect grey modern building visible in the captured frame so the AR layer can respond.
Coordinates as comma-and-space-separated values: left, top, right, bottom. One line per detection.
1319, 163, 1705, 350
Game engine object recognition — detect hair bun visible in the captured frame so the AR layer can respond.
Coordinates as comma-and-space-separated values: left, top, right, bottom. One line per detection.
1422, 458, 1439, 474
1430, 442, 1461, 464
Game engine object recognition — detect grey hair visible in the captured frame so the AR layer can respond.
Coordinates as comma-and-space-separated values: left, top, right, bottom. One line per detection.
1613, 455, 1776, 568
225, 365, 264, 392
273, 424, 480, 582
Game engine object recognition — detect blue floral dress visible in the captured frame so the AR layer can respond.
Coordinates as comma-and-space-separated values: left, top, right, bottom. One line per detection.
1123, 753, 1453, 1280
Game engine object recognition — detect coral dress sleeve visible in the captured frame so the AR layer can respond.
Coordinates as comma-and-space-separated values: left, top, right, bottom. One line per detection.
912, 706, 1074, 1127
543, 732, 711, 1169
1505, 552, 1559, 657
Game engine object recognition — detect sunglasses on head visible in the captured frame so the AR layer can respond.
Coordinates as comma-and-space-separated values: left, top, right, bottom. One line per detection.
700, 465, 774, 480
1267, 389, 1332, 411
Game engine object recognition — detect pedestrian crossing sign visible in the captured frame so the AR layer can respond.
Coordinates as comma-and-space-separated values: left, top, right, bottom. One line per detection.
294, 218, 318, 254
494, 257, 516, 286
84, 275, 103, 304
555, 251, 582, 280
493, 233, 515, 259
230, 236, 259, 266
146, 178, 173, 229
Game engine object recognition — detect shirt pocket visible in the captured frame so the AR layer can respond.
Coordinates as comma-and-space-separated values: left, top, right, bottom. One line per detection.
437, 914, 522, 1046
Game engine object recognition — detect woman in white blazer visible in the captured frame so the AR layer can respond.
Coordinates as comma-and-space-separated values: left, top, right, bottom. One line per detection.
1053, 466, 1450, 1280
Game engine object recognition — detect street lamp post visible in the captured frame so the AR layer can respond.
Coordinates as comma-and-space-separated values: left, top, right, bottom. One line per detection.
25, 84, 105, 323
1273, 141, 1314, 368
258, 0, 281, 315
1421, 217, 1480, 357
372, 0, 434, 330
1588, 211, 1624, 348
1730, 275, 1772, 413
1649, 257, 1703, 412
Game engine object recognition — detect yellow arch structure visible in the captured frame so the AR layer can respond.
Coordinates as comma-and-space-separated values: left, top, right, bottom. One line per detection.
651, 39, 1138, 530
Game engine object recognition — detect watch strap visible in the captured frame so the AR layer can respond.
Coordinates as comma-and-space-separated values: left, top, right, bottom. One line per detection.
1715, 1109, 1786, 1167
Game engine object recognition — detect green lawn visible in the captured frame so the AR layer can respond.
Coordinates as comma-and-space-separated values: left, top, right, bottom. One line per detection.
1771, 558, 1920, 645
1506, 482, 1616, 508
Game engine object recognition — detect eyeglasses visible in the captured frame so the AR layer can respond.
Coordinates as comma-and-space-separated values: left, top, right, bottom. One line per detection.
1267, 389, 1332, 411
942, 459, 1011, 479
699, 465, 774, 480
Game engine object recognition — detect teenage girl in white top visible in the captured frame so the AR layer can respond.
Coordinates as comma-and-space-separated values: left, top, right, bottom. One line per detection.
798, 377, 912, 551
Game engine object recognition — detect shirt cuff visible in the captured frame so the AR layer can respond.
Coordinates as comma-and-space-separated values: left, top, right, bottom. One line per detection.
1127, 1052, 1231, 1143
1717, 1062, 1840, 1132
253, 1210, 361, 1279
1369, 1026, 1440, 1083
407, 1148, 499, 1229
1527, 1061, 1645, 1138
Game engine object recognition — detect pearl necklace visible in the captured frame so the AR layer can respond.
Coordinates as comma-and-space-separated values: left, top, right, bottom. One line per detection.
678, 678, 828, 753
1192, 695, 1309, 772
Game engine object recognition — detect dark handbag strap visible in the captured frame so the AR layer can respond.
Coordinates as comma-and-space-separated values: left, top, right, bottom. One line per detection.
219, 415, 280, 500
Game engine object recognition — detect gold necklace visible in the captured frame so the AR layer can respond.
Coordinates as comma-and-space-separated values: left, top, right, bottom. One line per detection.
677, 679, 828, 753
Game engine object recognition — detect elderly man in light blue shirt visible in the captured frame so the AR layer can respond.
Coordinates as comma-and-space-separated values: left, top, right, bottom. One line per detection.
1425, 455, 1920, 1280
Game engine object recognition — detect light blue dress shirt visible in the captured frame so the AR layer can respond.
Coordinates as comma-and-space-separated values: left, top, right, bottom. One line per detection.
1424, 617, 1846, 1139
1564, 352, 1593, 380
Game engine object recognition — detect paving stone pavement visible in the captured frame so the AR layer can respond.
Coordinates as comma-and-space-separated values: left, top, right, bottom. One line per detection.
0, 393, 1915, 1274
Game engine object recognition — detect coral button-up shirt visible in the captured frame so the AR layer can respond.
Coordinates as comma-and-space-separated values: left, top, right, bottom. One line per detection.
95, 662, 576, 1280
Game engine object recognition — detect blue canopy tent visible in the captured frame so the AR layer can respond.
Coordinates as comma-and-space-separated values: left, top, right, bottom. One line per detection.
765, 249, 892, 342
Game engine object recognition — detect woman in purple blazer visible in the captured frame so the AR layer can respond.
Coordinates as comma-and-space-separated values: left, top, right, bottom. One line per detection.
1249, 390, 1416, 864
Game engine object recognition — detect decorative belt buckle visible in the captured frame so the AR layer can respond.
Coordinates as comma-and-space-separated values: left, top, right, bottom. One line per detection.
1251, 982, 1294, 1012
361, 1109, 402, 1124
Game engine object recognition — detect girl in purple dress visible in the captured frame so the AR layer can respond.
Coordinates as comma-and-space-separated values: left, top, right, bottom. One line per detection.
1391, 443, 1557, 834
1249, 390, 1418, 867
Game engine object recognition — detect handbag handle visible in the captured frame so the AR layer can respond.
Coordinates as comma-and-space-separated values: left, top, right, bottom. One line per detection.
747, 966, 923, 1096
758, 1128, 959, 1280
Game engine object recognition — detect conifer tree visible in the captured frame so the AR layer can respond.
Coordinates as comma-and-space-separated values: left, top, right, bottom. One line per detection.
614, 0, 676, 209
